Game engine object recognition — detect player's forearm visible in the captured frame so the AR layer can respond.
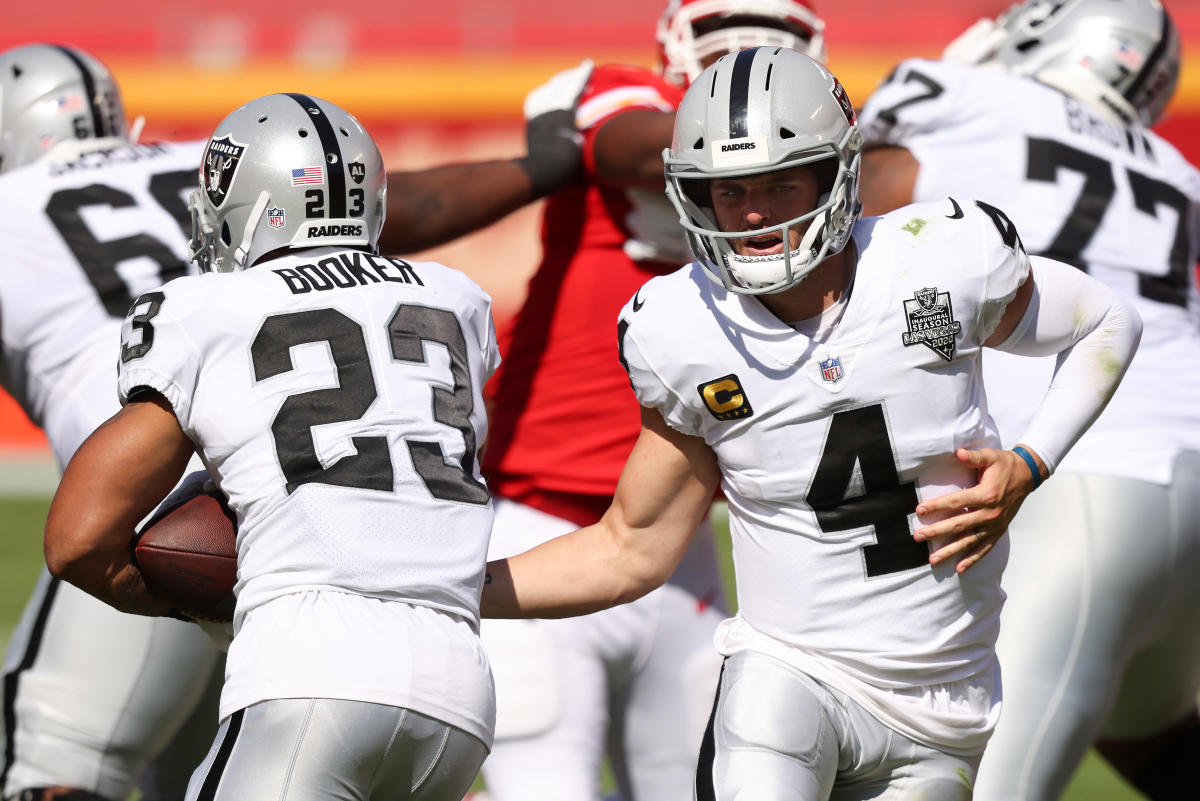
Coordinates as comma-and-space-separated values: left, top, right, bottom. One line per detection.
379, 161, 535, 254
481, 520, 669, 619
993, 256, 1143, 472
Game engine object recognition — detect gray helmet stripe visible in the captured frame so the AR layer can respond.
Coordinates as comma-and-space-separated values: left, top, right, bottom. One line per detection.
728, 48, 758, 138
52, 45, 106, 137
285, 93, 346, 218
1124, 7, 1172, 107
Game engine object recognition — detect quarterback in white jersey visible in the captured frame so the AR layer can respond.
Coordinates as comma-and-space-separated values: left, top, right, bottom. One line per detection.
44, 93, 498, 801
480, 47, 1141, 801
858, 1, 1200, 797
0, 44, 221, 801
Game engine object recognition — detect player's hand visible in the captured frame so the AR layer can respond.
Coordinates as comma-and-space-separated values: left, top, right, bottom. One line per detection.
911, 447, 1042, 573
517, 59, 594, 197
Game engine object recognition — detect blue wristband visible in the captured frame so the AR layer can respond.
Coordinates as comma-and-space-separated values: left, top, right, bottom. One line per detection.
1012, 446, 1043, 488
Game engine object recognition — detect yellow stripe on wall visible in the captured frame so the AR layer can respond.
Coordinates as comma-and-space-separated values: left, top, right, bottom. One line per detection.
110, 47, 1200, 124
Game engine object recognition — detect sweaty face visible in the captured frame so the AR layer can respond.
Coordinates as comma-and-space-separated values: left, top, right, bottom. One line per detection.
708, 164, 820, 257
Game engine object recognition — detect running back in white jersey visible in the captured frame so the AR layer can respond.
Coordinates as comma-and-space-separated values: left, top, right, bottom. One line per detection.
116, 249, 500, 627
618, 200, 1028, 753
860, 59, 1200, 483
0, 140, 203, 463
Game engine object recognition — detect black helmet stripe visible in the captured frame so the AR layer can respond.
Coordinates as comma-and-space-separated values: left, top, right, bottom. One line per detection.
285, 93, 346, 218
1124, 7, 1173, 107
728, 48, 758, 138
52, 45, 107, 137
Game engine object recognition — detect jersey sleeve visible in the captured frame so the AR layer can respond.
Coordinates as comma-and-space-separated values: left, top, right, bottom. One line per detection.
616, 289, 706, 438
858, 59, 967, 149
117, 279, 205, 432
971, 201, 1032, 343
577, 64, 681, 177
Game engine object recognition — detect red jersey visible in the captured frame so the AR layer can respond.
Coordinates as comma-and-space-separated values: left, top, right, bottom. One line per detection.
483, 64, 688, 525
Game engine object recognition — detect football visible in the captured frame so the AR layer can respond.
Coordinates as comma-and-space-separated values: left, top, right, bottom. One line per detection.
134, 481, 237, 622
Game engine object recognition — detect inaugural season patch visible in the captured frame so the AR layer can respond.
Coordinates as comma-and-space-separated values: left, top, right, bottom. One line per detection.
204, 135, 247, 208
900, 286, 961, 361
698, 374, 753, 421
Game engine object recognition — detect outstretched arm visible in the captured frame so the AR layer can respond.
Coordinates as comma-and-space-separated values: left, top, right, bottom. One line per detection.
379, 60, 593, 255
44, 392, 194, 616
482, 405, 720, 618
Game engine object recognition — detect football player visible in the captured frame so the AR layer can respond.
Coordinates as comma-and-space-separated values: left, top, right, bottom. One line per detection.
855, 1, 1200, 798
43, 93, 499, 800
479, 46, 1142, 799
381, 4, 827, 799
0, 44, 222, 801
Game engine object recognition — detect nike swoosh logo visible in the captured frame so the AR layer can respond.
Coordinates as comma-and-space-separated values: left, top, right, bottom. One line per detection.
946, 197, 964, 219
632, 290, 646, 312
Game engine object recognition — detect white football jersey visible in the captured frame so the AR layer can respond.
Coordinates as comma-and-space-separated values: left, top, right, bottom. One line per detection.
619, 201, 1029, 752
860, 59, 1200, 484
116, 249, 500, 628
0, 140, 203, 466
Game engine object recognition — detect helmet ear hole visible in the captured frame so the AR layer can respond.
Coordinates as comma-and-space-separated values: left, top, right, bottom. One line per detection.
220, 221, 232, 246
692, 137, 704, 150
1015, 38, 1040, 52
779, 128, 796, 139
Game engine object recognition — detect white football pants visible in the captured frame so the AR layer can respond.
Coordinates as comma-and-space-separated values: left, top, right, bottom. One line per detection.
974, 452, 1200, 800
185, 699, 486, 801
698, 650, 980, 801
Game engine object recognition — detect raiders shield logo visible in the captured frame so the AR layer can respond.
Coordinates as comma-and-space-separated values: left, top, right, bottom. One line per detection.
204, 135, 247, 208
900, 286, 962, 361
348, 161, 365, 185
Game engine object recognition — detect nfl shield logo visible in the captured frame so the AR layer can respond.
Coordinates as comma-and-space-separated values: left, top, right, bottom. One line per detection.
267, 207, 285, 229
819, 356, 844, 383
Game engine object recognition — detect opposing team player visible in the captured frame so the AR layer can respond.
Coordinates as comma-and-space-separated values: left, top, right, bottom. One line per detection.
382, 4, 827, 799
0, 44, 221, 801
856, 1, 1200, 797
42, 93, 499, 800
479, 47, 1142, 799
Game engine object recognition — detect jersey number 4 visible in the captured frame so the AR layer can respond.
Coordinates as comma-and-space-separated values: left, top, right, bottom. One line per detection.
806, 404, 926, 577
251, 305, 489, 505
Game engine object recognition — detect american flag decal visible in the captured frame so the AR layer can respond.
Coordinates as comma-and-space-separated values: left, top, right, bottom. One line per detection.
291, 166, 323, 186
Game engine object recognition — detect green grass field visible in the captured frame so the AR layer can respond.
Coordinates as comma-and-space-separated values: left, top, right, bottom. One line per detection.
0, 495, 1144, 799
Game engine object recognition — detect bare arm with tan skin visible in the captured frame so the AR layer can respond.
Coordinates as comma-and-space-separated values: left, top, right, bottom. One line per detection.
379, 60, 594, 254
592, 108, 677, 189
44, 392, 194, 616
481, 405, 720, 619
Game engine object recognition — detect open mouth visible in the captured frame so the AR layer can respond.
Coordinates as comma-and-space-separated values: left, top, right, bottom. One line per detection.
738, 232, 785, 256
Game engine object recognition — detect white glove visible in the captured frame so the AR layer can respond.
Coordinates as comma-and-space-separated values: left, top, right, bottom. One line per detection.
517, 59, 594, 197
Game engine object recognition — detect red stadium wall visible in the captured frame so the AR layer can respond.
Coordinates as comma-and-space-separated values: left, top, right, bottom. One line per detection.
2, 1, 1199, 453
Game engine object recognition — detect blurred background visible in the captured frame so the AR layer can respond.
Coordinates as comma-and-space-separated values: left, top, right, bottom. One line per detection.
1, 0, 1198, 472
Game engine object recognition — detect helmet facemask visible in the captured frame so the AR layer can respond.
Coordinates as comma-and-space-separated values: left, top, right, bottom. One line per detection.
668, 135, 859, 294
665, 47, 862, 296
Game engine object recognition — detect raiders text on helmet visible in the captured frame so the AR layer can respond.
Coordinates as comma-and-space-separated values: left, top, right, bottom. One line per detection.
0, 44, 127, 173
664, 46, 862, 295
943, 0, 1180, 127
656, 0, 827, 87
189, 93, 386, 273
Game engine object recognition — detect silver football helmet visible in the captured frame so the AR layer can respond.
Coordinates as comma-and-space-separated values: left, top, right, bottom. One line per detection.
664, 47, 862, 295
189, 93, 386, 273
943, 0, 1180, 126
657, 0, 827, 87
0, 44, 127, 174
